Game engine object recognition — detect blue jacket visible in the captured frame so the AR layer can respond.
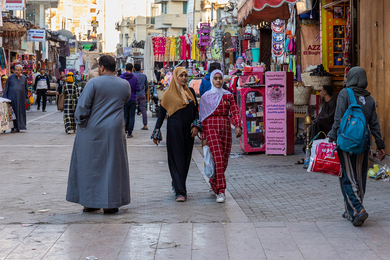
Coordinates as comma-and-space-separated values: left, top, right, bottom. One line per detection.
133, 71, 148, 97
199, 74, 211, 97
120, 72, 140, 101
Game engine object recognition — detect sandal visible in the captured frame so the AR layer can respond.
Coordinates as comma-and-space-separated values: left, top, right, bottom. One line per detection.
83, 207, 100, 212
295, 158, 305, 165
103, 208, 119, 214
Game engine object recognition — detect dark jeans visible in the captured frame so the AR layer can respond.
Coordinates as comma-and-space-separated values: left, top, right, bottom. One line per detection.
137, 95, 147, 126
36, 89, 47, 110
124, 100, 137, 134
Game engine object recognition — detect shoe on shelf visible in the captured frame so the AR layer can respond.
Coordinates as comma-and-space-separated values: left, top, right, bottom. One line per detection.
176, 195, 186, 202
216, 193, 226, 203
209, 188, 216, 197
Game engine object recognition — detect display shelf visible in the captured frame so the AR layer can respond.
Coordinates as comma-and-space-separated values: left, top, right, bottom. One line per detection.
238, 84, 266, 153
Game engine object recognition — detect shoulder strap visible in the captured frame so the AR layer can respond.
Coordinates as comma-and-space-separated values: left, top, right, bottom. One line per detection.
346, 88, 357, 104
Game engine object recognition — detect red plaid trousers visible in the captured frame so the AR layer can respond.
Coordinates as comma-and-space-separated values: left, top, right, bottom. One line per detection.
202, 94, 241, 194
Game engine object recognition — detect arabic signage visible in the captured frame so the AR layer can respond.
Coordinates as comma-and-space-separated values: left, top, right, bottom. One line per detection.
6, 0, 24, 10
27, 29, 46, 42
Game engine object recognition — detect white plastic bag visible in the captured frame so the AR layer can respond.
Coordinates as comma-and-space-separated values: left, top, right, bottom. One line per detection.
307, 138, 328, 172
203, 145, 215, 178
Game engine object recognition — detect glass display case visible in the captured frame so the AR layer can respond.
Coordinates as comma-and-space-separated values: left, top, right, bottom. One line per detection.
238, 85, 266, 153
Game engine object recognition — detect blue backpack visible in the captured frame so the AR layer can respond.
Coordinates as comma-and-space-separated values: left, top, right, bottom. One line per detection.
337, 88, 368, 155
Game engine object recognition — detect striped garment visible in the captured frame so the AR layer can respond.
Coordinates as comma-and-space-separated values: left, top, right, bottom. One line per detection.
63, 82, 79, 133
338, 148, 369, 221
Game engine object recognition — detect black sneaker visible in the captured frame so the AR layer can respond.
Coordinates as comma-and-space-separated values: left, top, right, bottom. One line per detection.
42, 110, 46, 112
127, 133, 133, 138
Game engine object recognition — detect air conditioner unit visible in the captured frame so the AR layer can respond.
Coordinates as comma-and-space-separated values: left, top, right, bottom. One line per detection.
296, 0, 313, 15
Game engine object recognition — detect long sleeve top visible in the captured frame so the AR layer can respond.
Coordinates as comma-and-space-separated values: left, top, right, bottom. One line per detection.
328, 88, 385, 149
314, 97, 336, 126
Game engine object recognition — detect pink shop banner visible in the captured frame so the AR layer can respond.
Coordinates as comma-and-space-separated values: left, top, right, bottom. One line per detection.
265, 72, 287, 155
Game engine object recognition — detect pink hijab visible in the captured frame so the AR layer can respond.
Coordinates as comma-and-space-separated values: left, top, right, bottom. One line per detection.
200, 70, 231, 122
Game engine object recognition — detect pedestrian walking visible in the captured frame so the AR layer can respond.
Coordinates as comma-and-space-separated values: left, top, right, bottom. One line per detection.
151, 67, 200, 202
62, 72, 79, 134
134, 63, 148, 130
328, 66, 386, 226
33, 68, 51, 112
3, 65, 28, 133
199, 62, 221, 97
200, 70, 242, 203
120, 63, 140, 138
66, 55, 131, 214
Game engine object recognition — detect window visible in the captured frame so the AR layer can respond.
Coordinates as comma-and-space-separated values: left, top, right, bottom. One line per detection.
183, 2, 187, 14
125, 33, 129, 47
182, 28, 186, 35
162, 2, 167, 14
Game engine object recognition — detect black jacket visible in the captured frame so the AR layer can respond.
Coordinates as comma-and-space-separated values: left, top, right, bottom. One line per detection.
34, 74, 51, 91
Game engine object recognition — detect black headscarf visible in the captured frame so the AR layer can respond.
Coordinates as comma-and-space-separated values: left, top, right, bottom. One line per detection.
346, 66, 371, 96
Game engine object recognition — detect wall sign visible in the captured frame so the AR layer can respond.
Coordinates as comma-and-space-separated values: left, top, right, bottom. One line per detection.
27, 29, 46, 42
6, 0, 24, 10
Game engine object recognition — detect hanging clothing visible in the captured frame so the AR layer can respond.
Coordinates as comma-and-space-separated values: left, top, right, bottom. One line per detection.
175, 37, 181, 61
3, 74, 28, 130
151, 67, 200, 198
200, 70, 241, 195
191, 35, 199, 60
170, 37, 176, 61
63, 82, 79, 133
165, 37, 171, 62
180, 36, 187, 60
66, 75, 131, 209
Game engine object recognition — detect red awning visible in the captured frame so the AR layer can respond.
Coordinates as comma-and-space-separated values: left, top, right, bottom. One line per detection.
238, 0, 300, 25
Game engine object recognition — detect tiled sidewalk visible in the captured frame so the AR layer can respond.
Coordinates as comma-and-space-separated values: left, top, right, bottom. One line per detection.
1, 104, 390, 259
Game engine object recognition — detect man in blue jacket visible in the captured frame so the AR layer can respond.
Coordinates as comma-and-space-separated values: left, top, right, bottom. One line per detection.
133, 63, 148, 130
120, 63, 140, 138
199, 62, 221, 97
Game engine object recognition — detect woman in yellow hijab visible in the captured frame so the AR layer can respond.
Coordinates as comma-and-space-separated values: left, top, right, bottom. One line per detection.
151, 67, 201, 202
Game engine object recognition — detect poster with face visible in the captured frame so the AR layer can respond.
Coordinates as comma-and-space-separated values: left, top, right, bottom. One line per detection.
239, 75, 258, 86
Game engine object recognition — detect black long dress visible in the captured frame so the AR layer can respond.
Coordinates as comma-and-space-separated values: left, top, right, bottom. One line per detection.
154, 88, 199, 198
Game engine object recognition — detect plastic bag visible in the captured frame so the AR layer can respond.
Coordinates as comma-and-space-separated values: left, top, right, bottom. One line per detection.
203, 145, 215, 178
308, 138, 342, 177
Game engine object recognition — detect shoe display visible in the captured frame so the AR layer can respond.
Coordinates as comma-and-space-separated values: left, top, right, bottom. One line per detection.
176, 195, 186, 202
216, 193, 225, 203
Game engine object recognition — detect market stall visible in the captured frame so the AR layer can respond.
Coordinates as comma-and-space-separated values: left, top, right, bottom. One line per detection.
0, 97, 14, 133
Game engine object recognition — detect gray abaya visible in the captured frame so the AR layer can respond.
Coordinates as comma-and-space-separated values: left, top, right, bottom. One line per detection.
66, 75, 132, 209
3, 74, 28, 130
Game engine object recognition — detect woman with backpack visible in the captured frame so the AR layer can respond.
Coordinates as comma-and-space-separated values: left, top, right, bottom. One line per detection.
328, 66, 385, 226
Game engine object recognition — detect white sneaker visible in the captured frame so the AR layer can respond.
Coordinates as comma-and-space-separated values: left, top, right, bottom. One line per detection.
216, 193, 225, 203
209, 188, 216, 197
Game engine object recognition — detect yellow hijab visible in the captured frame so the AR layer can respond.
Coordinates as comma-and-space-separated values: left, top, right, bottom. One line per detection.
66, 72, 74, 83
161, 67, 195, 116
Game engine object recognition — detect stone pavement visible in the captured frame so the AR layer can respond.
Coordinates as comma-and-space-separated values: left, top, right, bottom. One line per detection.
1, 103, 390, 259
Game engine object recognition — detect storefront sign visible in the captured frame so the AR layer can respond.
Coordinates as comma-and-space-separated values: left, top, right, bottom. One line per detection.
187, 0, 194, 35
6, 0, 24, 10
300, 25, 321, 71
27, 29, 45, 42
265, 71, 287, 155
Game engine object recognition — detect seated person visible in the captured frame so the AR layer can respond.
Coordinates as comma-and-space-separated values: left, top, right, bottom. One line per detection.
296, 84, 336, 164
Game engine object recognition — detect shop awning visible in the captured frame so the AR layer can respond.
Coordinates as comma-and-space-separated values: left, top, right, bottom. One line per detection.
238, 0, 300, 25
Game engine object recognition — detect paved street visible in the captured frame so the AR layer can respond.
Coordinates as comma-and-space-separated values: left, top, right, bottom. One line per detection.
1, 103, 390, 259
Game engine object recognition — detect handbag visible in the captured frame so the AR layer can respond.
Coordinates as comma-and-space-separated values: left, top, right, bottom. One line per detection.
308, 138, 342, 177
203, 145, 215, 178
57, 94, 65, 111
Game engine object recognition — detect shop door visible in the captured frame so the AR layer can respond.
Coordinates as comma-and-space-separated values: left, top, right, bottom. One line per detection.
260, 29, 272, 71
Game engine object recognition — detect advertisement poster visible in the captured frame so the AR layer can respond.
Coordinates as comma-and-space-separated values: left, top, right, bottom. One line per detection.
300, 25, 321, 71
6, 0, 23, 10
265, 72, 287, 155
